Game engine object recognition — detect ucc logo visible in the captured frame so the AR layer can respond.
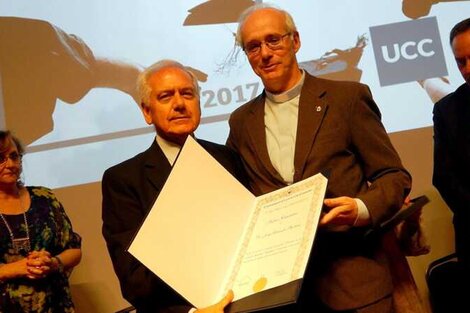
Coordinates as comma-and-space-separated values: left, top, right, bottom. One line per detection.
370, 17, 447, 86
381, 39, 435, 63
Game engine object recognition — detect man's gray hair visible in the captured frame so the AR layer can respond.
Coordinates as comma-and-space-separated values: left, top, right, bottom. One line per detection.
137, 59, 200, 108
235, 3, 297, 48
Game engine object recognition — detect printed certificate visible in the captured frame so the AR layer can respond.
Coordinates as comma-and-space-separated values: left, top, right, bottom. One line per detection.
128, 136, 327, 311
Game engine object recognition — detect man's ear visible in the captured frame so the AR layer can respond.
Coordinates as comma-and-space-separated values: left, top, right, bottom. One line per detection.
141, 103, 153, 125
293, 31, 301, 53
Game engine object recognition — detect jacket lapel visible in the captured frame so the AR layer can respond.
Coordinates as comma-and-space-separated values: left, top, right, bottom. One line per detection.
456, 84, 470, 150
293, 74, 329, 182
143, 139, 172, 192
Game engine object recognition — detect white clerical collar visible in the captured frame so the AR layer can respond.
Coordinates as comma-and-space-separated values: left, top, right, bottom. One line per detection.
156, 135, 183, 165
265, 70, 305, 103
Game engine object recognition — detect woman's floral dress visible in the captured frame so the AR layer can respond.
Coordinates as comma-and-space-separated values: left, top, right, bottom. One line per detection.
0, 186, 82, 313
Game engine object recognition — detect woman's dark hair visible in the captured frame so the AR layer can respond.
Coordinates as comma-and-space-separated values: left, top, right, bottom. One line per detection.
0, 130, 24, 156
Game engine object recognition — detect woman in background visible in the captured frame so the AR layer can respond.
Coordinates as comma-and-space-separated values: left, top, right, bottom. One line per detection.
0, 130, 81, 312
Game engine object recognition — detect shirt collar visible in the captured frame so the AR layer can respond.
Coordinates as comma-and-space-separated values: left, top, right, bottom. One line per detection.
156, 135, 182, 165
265, 70, 305, 103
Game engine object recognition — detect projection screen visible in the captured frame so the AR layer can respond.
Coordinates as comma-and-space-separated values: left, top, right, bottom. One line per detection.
1, 0, 469, 188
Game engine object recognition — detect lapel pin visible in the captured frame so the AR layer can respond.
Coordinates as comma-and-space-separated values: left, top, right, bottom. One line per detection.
316, 106, 322, 112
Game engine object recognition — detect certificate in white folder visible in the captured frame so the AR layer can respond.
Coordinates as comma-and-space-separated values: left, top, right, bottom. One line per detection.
128, 136, 327, 311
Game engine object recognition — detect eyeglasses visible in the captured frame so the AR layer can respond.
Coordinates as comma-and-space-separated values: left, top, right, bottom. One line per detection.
244, 33, 292, 56
0, 152, 22, 165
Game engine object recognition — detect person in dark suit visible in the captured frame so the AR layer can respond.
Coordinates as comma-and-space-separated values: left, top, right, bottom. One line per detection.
433, 17, 470, 280
226, 4, 412, 313
101, 60, 247, 313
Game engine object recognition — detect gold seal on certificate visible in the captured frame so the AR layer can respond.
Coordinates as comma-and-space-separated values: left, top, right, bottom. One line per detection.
253, 277, 267, 292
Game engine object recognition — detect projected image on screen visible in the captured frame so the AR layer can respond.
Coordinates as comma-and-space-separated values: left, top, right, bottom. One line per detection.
1, 0, 469, 189
402, 0, 470, 19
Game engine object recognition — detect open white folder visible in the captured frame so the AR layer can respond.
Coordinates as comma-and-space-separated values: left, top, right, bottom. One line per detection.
128, 136, 327, 311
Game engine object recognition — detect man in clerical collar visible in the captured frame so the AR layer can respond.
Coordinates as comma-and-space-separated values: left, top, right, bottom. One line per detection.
226, 4, 412, 313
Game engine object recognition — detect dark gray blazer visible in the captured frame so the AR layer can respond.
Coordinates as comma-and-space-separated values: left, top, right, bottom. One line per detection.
433, 82, 470, 270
